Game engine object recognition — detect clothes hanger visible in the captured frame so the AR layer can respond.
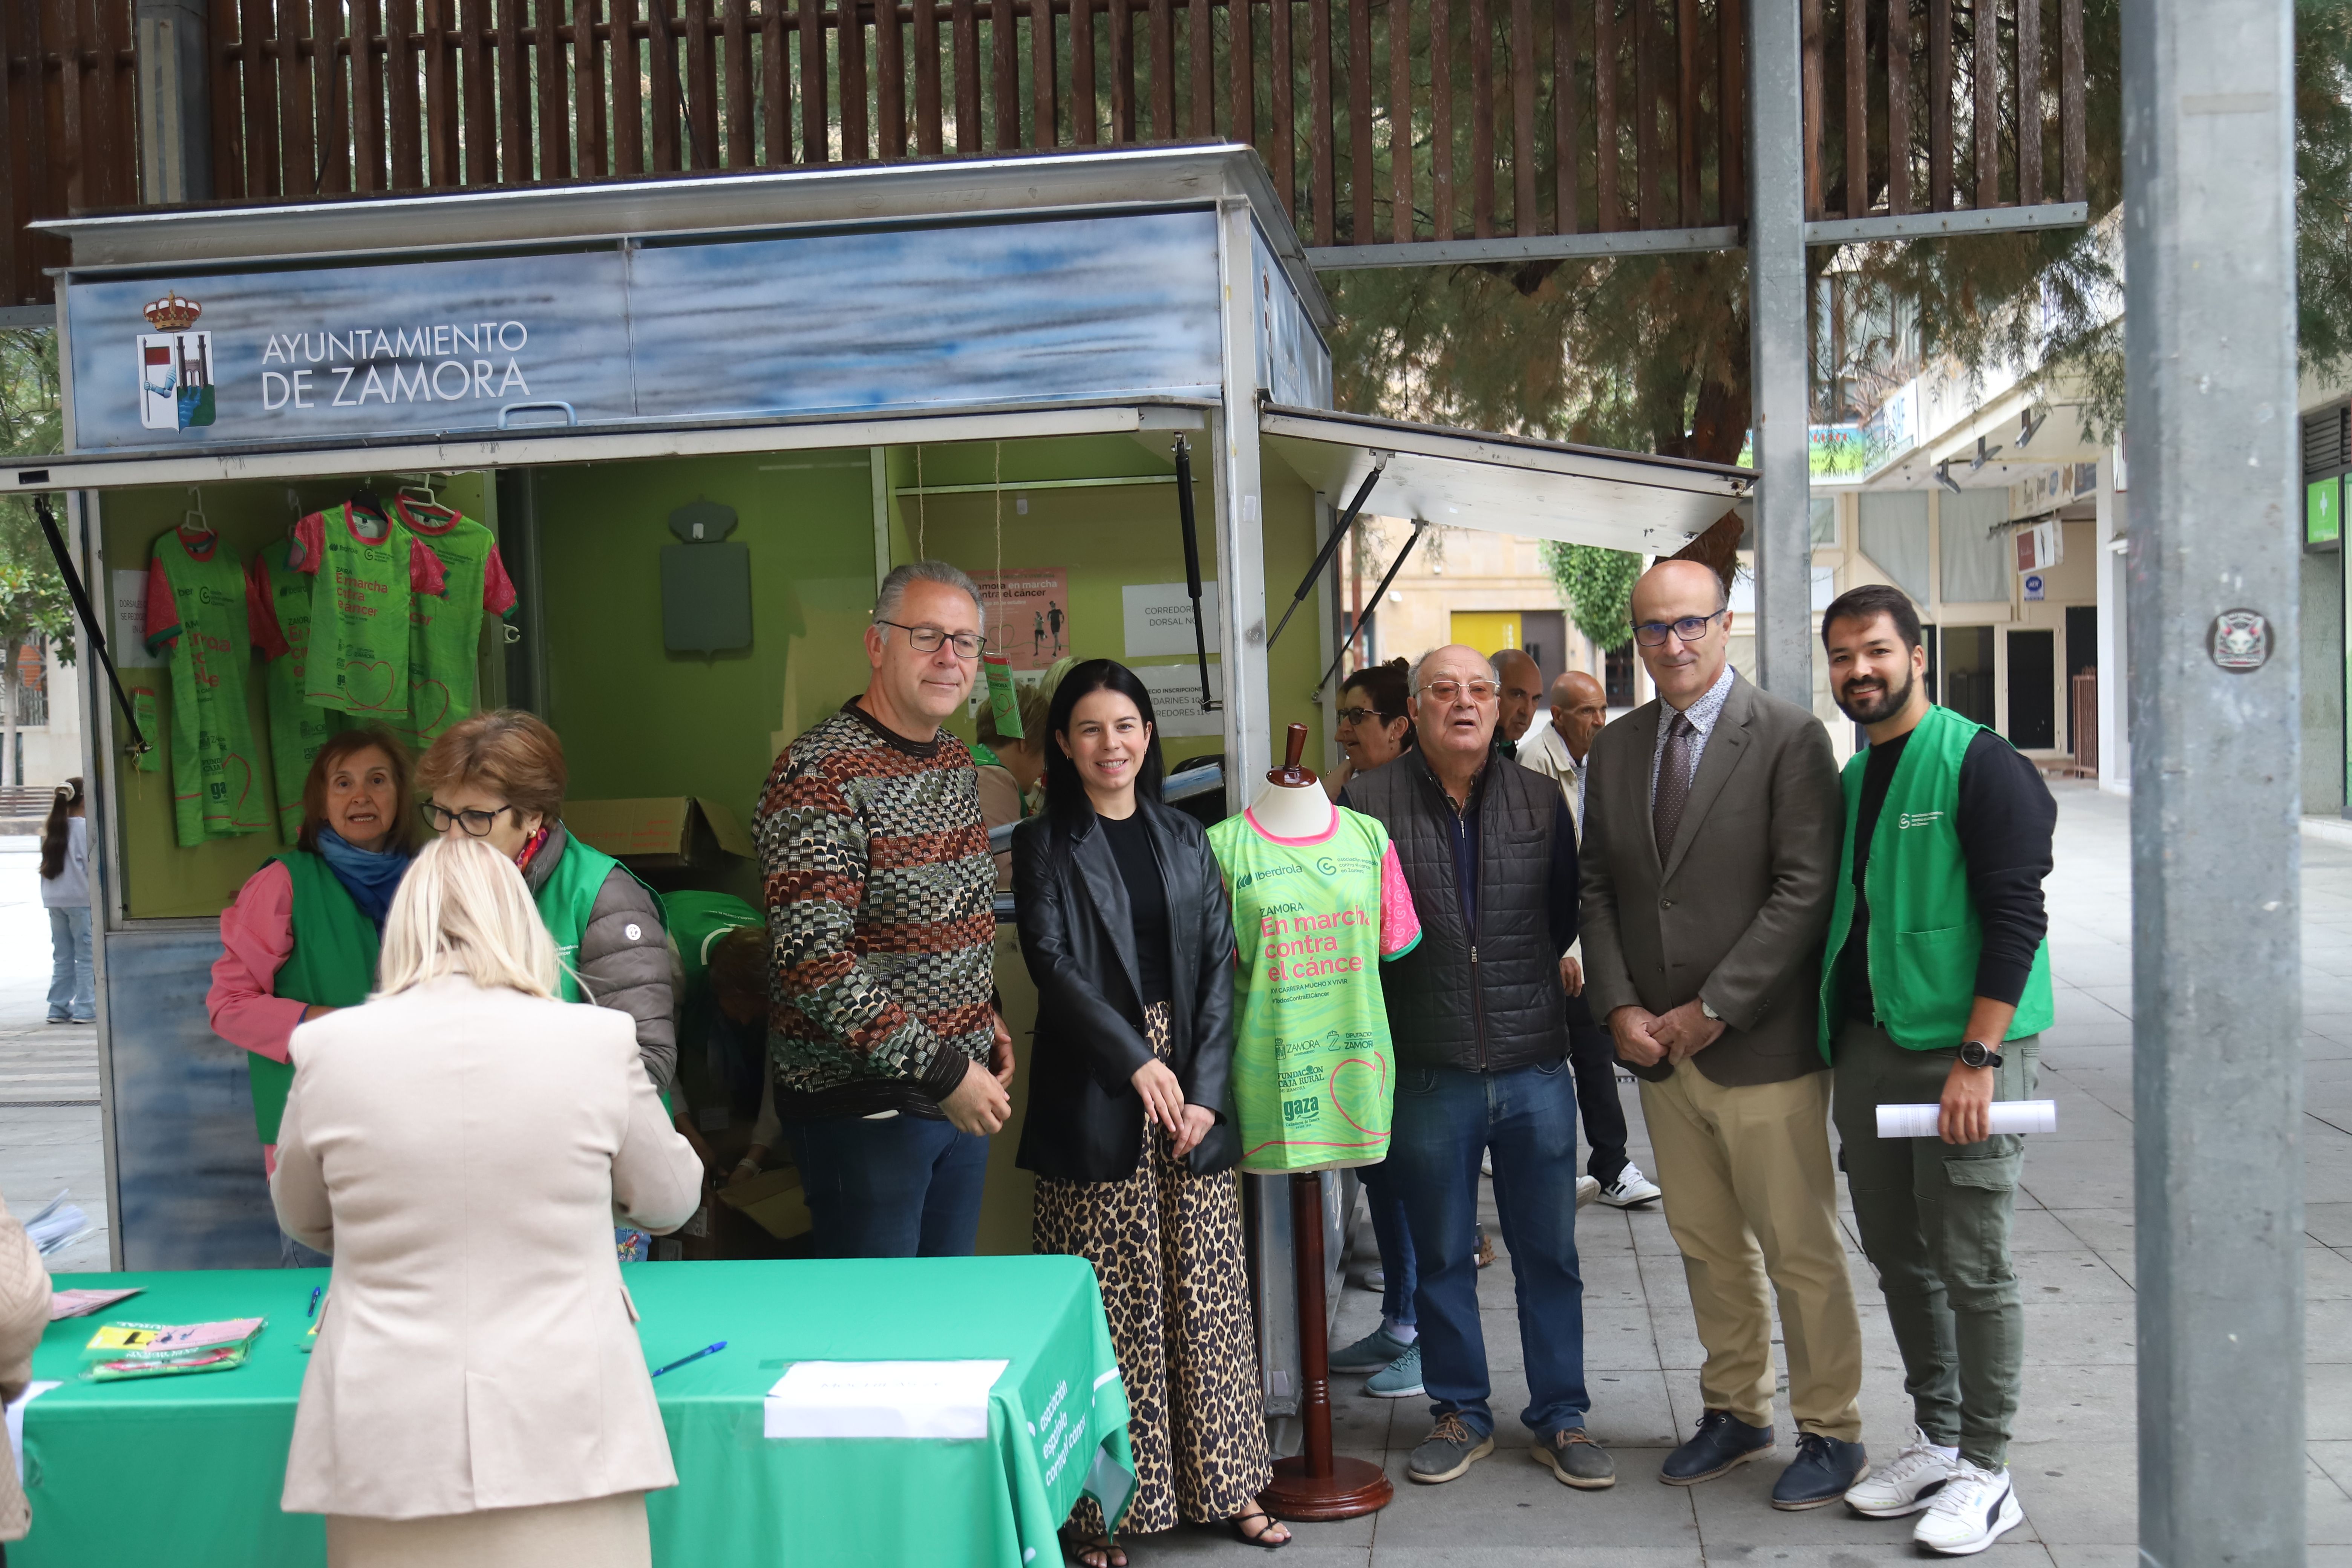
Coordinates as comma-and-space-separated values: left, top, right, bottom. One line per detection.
178, 488, 215, 545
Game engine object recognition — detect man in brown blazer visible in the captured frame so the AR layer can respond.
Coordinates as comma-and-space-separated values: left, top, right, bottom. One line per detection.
1579, 559, 1868, 1510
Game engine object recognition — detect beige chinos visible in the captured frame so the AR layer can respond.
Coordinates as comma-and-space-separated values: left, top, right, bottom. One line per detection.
1640, 1059, 1864, 1440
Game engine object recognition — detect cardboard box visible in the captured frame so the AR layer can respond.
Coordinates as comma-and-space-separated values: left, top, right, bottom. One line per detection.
564, 796, 756, 870
718, 1166, 814, 1241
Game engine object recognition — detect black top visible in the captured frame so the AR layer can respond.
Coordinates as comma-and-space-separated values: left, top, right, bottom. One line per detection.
1838, 726, 2058, 1020
1098, 811, 1173, 1006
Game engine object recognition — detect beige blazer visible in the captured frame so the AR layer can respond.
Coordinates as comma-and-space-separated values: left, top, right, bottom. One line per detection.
1578, 671, 1842, 1087
271, 974, 703, 1521
0, 1196, 50, 1542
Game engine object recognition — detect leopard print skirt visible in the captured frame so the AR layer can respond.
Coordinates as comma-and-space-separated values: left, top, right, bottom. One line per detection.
1033, 1000, 1271, 1537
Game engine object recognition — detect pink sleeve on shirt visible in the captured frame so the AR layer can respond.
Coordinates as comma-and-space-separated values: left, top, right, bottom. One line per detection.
245, 553, 289, 660
1377, 843, 1422, 960
206, 861, 307, 1064
289, 512, 326, 574
481, 544, 519, 617
142, 556, 179, 651
407, 536, 448, 596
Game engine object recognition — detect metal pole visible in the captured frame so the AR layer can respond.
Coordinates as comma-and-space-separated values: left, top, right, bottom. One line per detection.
135, 0, 213, 203
1745, 0, 1811, 707
2122, 0, 2303, 1556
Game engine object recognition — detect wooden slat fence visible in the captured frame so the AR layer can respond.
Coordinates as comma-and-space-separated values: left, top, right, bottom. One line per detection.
1, 0, 139, 308
2, 0, 2091, 312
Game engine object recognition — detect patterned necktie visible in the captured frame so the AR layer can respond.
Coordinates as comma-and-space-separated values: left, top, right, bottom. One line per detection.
1654, 710, 1695, 858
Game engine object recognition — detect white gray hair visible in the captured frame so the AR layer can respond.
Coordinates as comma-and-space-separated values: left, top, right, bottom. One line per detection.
1409, 647, 1502, 693
874, 560, 985, 626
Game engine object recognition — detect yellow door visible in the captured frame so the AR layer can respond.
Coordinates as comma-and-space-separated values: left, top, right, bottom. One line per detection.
1450, 612, 1522, 658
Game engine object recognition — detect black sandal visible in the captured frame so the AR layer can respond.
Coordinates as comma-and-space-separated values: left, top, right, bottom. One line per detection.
1229, 1504, 1292, 1550
1060, 1529, 1127, 1568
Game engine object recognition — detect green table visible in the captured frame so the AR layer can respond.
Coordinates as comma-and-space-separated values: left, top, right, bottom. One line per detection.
15, 1257, 1131, 1568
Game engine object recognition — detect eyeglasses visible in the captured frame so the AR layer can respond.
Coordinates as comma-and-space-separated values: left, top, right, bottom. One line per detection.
1632, 610, 1727, 648
421, 801, 519, 837
1417, 679, 1500, 705
874, 620, 987, 660
1335, 706, 1393, 726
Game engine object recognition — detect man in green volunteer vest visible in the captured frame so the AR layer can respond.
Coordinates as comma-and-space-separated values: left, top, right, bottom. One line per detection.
1814, 585, 2058, 1555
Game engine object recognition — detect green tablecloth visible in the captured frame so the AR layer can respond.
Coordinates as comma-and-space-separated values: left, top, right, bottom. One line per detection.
15, 1257, 1131, 1568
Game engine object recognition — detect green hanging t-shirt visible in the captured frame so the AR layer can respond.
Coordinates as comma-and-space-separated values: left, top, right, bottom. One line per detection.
391, 498, 518, 745
1206, 805, 1421, 1173
246, 541, 347, 843
288, 502, 446, 720
143, 525, 271, 846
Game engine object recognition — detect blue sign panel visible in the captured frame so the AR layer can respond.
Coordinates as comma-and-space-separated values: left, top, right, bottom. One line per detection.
66, 210, 1224, 452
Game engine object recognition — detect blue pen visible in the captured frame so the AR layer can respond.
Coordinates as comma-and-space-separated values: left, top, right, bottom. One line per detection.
306, 1286, 322, 1320
651, 1341, 727, 1378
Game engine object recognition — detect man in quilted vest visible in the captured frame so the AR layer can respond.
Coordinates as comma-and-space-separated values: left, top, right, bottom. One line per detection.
1339, 644, 1606, 1493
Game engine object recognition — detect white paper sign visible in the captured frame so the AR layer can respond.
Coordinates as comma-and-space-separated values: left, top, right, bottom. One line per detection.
1876, 1099, 2058, 1139
8, 1380, 58, 1480
764, 1359, 1010, 1440
1122, 581, 1223, 658
1136, 660, 1226, 740
111, 570, 161, 668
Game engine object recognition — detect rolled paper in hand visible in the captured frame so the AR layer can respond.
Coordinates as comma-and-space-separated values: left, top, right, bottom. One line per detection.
1875, 1099, 2059, 1139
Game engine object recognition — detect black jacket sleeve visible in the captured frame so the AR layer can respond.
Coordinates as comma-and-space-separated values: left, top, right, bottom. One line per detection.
1549, 795, 1581, 956
1181, 828, 1239, 1118
1011, 821, 1157, 1095
1957, 730, 2058, 1006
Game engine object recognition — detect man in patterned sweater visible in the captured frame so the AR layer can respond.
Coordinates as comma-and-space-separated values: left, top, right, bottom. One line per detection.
756, 561, 1015, 1258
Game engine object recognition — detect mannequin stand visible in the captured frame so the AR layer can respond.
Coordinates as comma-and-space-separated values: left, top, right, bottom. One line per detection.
1260, 1170, 1394, 1521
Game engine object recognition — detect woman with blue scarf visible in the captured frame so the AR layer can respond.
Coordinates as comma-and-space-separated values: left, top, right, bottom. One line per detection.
208, 726, 421, 1265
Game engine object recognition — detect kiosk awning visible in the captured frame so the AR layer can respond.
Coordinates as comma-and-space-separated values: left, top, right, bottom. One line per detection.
1258, 404, 1752, 554
1, 399, 1209, 496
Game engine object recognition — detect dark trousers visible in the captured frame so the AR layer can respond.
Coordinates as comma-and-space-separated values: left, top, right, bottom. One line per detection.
783, 1112, 991, 1259
1568, 1023, 1631, 1185
1388, 1060, 1591, 1439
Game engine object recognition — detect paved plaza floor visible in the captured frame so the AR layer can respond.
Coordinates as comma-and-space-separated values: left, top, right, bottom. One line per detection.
1, 783, 2343, 1560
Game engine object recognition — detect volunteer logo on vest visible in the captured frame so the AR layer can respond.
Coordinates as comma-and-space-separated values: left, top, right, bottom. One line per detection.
137, 292, 215, 431
1897, 810, 1945, 829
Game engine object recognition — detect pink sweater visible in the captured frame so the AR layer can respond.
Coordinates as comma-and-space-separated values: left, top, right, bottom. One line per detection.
206, 861, 308, 1171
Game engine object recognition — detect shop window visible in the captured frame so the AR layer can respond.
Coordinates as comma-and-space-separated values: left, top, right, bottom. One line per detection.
1942, 625, 1996, 727
2007, 629, 2056, 750
11, 639, 46, 729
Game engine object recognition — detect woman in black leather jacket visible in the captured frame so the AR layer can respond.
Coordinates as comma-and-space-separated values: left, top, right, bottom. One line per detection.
1011, 660, 1287, 1561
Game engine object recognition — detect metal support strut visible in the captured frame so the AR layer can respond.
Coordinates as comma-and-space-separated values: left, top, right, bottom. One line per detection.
1314, 520, 1427, 695
1267, 455, 1387, 650
1170, 435, 1220, 712
32, 497, 150, 756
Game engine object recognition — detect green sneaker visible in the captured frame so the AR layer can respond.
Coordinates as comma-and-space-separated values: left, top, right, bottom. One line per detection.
1329, 1327, 1410, 1374
1363, 1343, 1424, 1398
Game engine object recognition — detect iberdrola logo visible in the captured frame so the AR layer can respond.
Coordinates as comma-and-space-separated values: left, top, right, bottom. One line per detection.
138, 291, 215, 431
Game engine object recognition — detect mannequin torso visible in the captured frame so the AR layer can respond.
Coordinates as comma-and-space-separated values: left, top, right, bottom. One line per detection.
1248, 778, 1337, 839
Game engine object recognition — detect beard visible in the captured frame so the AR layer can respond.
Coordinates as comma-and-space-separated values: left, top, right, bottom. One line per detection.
1835, 667, 1915, 724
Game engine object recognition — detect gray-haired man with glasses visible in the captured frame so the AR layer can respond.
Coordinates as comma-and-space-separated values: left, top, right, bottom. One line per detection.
1578, 559, 1865, 1510
1337, 644, 1606, 1493
752, 560, 1016, 1259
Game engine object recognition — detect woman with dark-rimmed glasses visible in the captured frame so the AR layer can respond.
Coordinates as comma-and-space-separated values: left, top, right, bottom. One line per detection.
1325, 657, 1417, 801
415, 711, 678, 1191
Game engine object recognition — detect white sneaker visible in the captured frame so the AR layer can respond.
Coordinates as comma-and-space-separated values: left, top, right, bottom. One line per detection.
1911, 1460, 2023, 1556
1843, 1426, 1958, 1517
1597, 1164, 1663, 1207
1481, 1150, 1494, 1176
1575, 1175, 1600, 1208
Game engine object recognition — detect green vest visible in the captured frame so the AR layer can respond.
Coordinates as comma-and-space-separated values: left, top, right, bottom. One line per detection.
533, 826, 632, 1005
660, 890, 762, 991
1818, 703, 2055, 1060
254, 853, 380, 1144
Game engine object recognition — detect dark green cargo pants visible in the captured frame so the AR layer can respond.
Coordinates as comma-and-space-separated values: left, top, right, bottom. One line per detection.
1831, 1019, 2040, 1470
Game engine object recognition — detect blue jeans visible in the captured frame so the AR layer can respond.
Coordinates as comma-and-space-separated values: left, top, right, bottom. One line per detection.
1388, 1059, 1591, 1438
46, 906, 92, 1021
783, 1112, 991, 1259
1357, 1159, 1417, 1328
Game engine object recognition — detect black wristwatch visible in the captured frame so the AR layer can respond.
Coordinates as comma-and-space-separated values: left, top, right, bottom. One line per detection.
1958, 1040, 2003, 1070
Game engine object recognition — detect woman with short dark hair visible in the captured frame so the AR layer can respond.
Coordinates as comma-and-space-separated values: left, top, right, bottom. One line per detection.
1326, 657, 1417, 799
1011, 659, 1287, 1562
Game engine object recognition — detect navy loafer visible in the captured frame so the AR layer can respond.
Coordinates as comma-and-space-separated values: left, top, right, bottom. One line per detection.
1771, 1431, 1871, 1510
1660, 1409, 1776, 1486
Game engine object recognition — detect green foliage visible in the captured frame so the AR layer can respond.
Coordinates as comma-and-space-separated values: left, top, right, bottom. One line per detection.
1542, 541, 1642, 651
0, 329, 74, 666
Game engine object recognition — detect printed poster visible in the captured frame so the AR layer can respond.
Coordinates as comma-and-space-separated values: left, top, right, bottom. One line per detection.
971, 569, 1071, 671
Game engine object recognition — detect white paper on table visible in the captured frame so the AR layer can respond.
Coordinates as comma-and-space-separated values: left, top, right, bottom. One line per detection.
7, 1381, 59, 1481
1876, 1100, 2059, 1139
763, 1360, 1011, 1440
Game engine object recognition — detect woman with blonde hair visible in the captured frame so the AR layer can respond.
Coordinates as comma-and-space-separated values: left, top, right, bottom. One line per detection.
271, 836, 701, 1568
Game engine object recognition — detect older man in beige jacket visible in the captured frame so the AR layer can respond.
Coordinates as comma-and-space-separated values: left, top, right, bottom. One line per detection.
0, 1196, 51, 1550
